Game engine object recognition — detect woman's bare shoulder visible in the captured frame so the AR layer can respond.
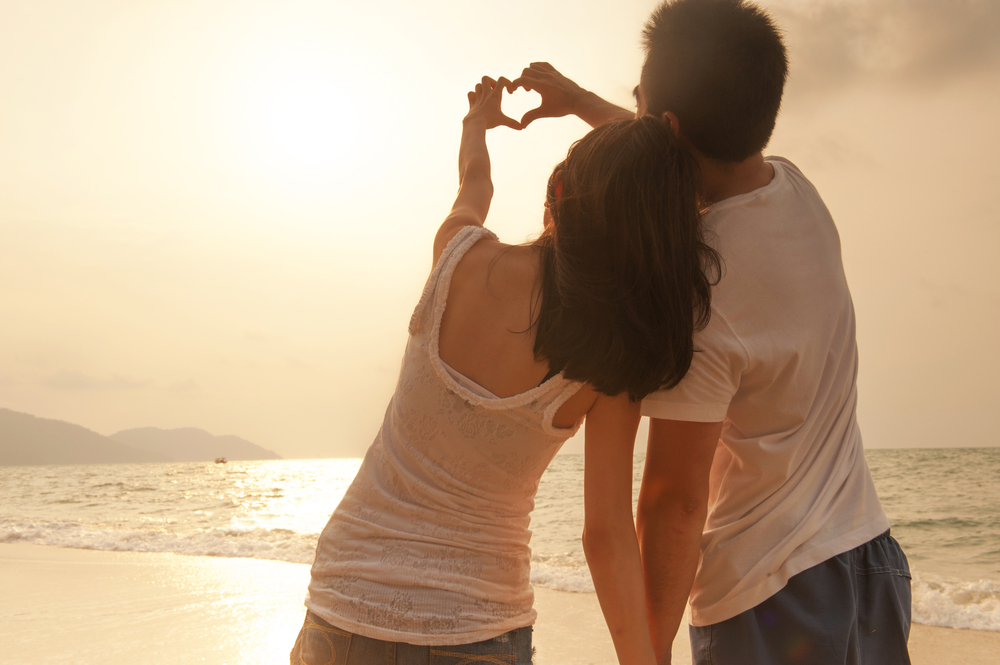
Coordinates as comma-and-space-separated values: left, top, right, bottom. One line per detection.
459, 238, 538, 282
453, 239, 538, 294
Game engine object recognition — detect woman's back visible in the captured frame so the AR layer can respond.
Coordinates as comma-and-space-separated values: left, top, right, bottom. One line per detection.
439, 234, 598, 427
439, 238, 545, 397
307, 227, 584, 645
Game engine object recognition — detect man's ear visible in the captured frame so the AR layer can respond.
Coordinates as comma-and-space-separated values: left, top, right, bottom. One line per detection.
662, 111, 680, 137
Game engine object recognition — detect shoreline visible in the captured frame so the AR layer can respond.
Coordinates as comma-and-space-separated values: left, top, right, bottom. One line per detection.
2, 543, 997, 664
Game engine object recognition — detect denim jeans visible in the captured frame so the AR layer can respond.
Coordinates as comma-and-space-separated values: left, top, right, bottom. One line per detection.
290, 611, 533, 665
690, 530, 911, 665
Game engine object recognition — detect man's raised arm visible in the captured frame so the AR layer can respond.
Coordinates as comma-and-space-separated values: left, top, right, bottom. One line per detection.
509, 62, 635, 129
637, 418, 721, 665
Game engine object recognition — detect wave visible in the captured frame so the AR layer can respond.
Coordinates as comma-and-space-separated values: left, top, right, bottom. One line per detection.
912, 570, 1000, 632
4, 518, 998, 632
0, 517, 318, 565
530, 553, 594, 593
2, 517, 597, 592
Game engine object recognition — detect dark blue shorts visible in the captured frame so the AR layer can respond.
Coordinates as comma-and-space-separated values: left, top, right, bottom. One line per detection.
290, 610, 533, 665
690, 530, 912, 665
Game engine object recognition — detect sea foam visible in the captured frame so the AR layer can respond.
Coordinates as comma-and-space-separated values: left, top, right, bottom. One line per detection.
530, 553, 594, 593
912, 570, 1000, 632
2, 516, 598, 591
0, 517, 318, 565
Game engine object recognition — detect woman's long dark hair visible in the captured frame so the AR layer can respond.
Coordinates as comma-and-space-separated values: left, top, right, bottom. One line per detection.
533, 117, 720, 401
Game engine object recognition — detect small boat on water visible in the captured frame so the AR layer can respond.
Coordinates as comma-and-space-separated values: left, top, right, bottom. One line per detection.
214, 457, 227, 464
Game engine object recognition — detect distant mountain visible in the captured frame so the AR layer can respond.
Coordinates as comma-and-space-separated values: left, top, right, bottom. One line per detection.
0, 408, 282, 466
0, 408, 169, 466
110, 427, 281, 462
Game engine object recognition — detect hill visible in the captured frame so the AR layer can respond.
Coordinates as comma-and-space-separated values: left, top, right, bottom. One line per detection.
0, 408, 169, 466
110, 427, 282, 462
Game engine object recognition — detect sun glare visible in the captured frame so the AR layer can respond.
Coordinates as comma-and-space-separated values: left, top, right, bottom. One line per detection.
230, 57, 354, 191
257, 74, 340, 166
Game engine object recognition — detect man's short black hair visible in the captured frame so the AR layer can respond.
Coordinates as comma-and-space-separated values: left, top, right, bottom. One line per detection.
642, 0, 788, 163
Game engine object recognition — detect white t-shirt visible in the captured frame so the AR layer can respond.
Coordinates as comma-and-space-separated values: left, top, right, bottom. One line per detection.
641, 157, 889, 627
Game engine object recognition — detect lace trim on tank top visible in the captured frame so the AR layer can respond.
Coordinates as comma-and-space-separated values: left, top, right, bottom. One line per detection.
410, 226, 583, 436
440, 358, 498, 399
443, 358, 551, 399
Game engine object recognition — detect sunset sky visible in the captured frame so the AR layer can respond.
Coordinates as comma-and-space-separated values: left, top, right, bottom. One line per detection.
1, 0, 998, 458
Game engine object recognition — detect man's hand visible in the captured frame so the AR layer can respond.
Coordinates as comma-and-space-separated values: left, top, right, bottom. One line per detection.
508, 62, 587, 127
465, 76, 521, 130
510, 62, 635, 129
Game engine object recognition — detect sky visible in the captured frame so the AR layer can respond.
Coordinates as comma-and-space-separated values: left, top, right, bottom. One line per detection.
1, 0, 997, 458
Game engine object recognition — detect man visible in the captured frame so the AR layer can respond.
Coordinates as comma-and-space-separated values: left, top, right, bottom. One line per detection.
511, 1, 911, 663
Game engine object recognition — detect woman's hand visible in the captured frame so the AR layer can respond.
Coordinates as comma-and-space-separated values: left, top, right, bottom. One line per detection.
465, 76, 521, 130
434, 77, 515, 264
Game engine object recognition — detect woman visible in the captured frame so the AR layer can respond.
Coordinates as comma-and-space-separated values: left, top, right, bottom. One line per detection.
291, 76, 717, 665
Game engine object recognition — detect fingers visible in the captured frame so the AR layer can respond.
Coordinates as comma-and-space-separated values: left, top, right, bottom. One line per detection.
492, 78, 522, 130
508, 79, 528, 93
520, 107, 546, 128
497, 114, 522, 131
521, 62, 556, 75
472, 76, 501, 105
512, 62, 558, 85
498, 76, 519, 95
510, 74, 553, 95
511, 64, 546, 91
469, 77, 497, 109
464, 75, 522, 130
512, 69, 542, 89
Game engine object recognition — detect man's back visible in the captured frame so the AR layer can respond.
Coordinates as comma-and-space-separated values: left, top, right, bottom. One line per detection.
509, 1, 911, 658
628, 1, 911, 661
642, 157, 890, 625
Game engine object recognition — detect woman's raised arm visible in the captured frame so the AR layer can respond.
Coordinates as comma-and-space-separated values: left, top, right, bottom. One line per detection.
582, 394, 659, 665
433, 76, 520, 265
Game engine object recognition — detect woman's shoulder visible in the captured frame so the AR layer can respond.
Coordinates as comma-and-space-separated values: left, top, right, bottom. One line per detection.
448, 240, 540, 309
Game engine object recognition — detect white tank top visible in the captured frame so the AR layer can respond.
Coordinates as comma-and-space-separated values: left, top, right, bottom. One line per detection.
307, 226, 583, 645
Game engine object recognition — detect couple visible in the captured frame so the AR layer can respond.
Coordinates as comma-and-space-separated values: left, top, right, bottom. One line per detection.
291, 1, 912, 664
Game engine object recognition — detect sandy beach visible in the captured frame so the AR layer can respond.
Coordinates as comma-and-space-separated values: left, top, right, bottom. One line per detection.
2, 543, 997, 664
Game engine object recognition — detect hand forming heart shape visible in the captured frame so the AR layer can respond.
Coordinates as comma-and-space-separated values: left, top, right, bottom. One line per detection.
500, 86, 543, 131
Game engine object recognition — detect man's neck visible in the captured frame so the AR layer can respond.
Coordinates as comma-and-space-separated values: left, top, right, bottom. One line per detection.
695, 152, 774, 206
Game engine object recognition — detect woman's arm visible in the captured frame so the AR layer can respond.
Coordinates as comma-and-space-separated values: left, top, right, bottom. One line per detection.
433, 76, 520, 265
582, 393, 658, 665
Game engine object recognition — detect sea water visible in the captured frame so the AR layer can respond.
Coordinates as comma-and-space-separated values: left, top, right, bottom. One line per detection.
1, 449, 998, 632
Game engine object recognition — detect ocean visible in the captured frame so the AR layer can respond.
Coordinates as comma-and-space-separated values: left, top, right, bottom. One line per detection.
1, 448, 998, 632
